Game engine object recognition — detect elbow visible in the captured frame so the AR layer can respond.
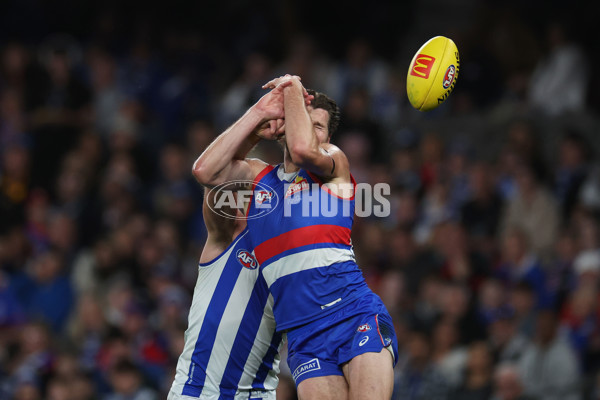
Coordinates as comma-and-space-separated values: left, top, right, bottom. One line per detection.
192, 160, 216, 186
289, 144, 314, 167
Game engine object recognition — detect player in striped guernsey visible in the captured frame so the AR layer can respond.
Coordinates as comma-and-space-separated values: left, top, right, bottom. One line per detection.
193, 76, 397, 400
168, 190, 282, 400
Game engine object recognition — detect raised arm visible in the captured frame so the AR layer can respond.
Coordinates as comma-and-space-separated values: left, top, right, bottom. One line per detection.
192, 83, 303, 187
267, 76, 350, 184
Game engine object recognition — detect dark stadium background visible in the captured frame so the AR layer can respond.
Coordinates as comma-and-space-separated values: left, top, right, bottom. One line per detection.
1, 0, 600, 399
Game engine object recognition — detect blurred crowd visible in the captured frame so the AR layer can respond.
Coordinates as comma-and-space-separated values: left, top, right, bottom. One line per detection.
1, 1, 600, 400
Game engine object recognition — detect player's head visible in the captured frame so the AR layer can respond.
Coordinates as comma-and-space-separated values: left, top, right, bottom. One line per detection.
306, 89, 340, 143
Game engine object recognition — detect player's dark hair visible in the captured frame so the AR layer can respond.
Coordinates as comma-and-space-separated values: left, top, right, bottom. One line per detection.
307, 89, 340, 137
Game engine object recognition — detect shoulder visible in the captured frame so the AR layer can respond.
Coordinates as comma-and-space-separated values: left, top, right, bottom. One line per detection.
247, 158, 273, 178
200, 227, 248, 265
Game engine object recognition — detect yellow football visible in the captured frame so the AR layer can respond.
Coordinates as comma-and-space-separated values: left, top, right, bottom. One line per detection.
406, 36, 460, 111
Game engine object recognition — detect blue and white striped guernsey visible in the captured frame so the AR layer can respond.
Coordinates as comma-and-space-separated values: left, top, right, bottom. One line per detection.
169, 228, 282, 400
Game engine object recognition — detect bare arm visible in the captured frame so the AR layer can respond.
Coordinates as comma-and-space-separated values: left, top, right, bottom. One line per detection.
192, 108, 266, 187
192, 106, 269, 188
199, 189, 245, 264
279, 77, 351, 185
192, 82, 312, 187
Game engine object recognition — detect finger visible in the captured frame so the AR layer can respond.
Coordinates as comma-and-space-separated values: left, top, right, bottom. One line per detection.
276, 120, 286, 134
262, 78, 280, 89
269, 120, 277, 134
275, 80, 293, 90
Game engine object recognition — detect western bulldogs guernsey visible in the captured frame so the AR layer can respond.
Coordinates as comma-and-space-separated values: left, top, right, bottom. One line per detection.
169, 229, 282, 400
246, 165, 372, 331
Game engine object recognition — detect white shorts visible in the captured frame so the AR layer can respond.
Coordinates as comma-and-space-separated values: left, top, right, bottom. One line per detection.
167, 388, 276, 400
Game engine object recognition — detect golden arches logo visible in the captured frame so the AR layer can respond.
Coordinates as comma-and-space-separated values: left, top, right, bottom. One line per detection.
410, 54, 436, 79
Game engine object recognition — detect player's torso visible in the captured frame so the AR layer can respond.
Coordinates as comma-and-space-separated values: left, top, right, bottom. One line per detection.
246, 165, 370, 331
171, 229, 281, 399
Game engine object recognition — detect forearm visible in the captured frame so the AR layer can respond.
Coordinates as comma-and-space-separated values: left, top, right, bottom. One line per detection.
283, 81, 319, 160
192, 107, 263, 185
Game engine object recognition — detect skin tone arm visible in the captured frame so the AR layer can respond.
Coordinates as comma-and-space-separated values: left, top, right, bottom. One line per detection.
192, 81, 313, 188
199, 189, 245, 264
264, 76, 351, 187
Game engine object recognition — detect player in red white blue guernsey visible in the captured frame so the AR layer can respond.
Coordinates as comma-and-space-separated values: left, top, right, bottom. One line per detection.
168, 190, 282, 400
193, 75, 397, 400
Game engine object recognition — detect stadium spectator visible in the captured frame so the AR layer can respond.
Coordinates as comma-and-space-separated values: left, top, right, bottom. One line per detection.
87, 47, 126, 138
104, 359, 157, 400
496, 228, 551, 308
438, 283, 486, 345
546, 233, 578, 310
325, 38, 389, 111
433, 222, 490, 292
487, 306, 530, 364
477, 279, 507, 327
389, 143, 421, 194
336, 87, 385, 161
1, 321, 53, 398
572, 249, 600, 288
9, 250, 73, 332
528, 21, 590, 115
449, 342, 494, 400
519, 310, 581, 400
554, 132, 590, 219
431, 318, 468, 388
460, 162, 504, 254
392, 329, 449, 400
560, 284, 600, 372
217, 52, 271, 130
491, 364, 532, 400
500, 162, 559, 258
387, 227, 440, 297
509, 282, 538, 338
411, 275, 445, 332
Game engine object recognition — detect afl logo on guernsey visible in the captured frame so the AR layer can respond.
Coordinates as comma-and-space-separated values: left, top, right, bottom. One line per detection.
237, 249, 258, 269
442, 65, 456, 89
255, 190, 273, 205
357, 323, 372, 332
